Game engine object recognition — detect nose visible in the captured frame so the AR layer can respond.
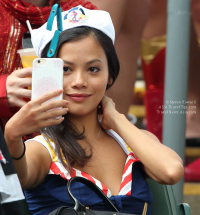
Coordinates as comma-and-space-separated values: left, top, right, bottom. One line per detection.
71, 71, 87, 89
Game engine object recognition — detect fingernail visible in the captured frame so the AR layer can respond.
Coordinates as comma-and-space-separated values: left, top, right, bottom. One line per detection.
66, 100, 69, 104
65, 108, 69, 112
58, 89, 63, 93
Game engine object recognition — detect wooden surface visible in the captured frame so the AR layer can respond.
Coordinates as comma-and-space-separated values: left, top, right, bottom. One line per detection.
185, 147, 200, 157
184, 183, 200, 195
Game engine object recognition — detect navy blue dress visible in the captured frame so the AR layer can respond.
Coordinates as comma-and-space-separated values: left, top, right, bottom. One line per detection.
24, 131, 153, 215
24, 162, 152, 215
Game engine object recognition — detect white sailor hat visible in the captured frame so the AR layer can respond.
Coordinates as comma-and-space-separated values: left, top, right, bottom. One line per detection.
31, 5, 115, 57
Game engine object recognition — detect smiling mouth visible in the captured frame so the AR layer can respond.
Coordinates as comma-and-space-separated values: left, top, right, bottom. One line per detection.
67, 94, 91, 102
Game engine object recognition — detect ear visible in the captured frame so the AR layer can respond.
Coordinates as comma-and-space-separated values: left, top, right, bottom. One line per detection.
106, 76, 113, 89
108, 76, 113, 85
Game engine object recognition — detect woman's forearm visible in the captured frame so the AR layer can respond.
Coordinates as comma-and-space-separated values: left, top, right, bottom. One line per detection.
111, 113, 184, 184
4, 123, 29, 188
3, 89, 68, 189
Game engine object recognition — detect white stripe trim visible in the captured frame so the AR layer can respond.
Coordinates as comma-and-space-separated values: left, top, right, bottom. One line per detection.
54, 162, 70, 179
105, 129, 129, 155
118, 180, 132, 195
107, 189, 112, 198
121, 161, 133, 182
75, 170, 82, 177
93, 178, 102, 190
49, 169, 54, 174
120, 165, 132, 193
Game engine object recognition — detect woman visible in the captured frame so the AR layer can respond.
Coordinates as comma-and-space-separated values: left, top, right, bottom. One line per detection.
4, 6, 184, 215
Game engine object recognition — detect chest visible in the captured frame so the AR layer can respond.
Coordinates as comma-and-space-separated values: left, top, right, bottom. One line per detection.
73, 137, 127, 195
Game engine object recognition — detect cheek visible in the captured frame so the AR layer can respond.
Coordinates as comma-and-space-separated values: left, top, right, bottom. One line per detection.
63, 79, 67, 89
95, 77, 108, 93
63, 76, 71, 89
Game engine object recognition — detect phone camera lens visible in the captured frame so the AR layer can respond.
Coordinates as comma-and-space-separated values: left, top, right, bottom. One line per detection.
38, 60, 40, 63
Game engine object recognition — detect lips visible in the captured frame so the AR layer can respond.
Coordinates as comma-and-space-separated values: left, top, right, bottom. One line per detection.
67, 93, 91, 102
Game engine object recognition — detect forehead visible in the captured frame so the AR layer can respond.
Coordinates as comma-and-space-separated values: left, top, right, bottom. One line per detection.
58, 35, 106, 59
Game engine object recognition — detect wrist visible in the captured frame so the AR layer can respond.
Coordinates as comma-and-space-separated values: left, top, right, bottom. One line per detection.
110, 112, 127, 133
5, 121, 22, 144
4, 124, 24, 159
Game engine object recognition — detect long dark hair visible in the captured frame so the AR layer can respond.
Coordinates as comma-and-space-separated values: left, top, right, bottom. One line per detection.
40, 27, 120, 171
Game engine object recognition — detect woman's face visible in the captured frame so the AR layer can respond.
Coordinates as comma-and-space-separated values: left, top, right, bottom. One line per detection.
58, 35, 110, 116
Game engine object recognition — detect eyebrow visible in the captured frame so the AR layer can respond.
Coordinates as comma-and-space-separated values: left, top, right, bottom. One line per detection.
63, 60, 73, 65
63, 59, 103, 65
86, 59, 103, 65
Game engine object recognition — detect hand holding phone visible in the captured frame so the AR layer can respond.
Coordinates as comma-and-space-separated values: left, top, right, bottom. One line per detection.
32, 58, 63, 103
32, 58, 64, 119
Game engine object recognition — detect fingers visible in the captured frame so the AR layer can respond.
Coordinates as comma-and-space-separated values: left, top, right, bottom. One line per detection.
7, 88, 31, 107
41, 116, 65, 128
7, 87, 31, 107
19, 77, 32, 88
15, 67, 32, 78
32, 90, 69, 120
42, 107, 68, 120
103, 96, 115, 105
9, 98, 27, 108
101, 95, 111, 105
40, 99, 69, 112
10, 68, 32, 87
101, 95, 106, 103
6, 68, 32, 108
36, 89, 63, 105
38, 97, 69, 120
17, 88, 32, 98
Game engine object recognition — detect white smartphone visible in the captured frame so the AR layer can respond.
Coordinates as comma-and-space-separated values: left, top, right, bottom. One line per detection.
32, 58, 64, 103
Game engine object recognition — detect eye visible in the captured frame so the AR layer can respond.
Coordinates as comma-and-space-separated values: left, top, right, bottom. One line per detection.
63, 66, 71, 73
89, 67, 100, 73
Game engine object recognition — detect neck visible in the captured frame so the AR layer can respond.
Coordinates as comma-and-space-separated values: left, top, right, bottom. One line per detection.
67, 109, 101, 140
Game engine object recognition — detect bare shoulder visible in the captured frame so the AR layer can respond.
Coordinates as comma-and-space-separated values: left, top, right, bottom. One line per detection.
26, 139, 50, 155
25, 139, 52, 166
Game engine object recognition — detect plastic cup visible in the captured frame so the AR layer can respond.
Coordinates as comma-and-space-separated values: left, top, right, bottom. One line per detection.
17, 48, 38, 89
17, 48, 37, 68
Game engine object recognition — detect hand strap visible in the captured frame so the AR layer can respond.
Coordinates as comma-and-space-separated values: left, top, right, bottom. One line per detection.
46, 3, 63, 57
67, 176, 119, 213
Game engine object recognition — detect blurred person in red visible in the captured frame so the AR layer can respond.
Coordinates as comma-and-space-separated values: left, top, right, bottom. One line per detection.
141, 0, 200, 181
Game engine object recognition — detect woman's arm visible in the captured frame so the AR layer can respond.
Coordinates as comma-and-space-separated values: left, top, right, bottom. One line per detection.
4, 89, 69, 189
4, 135, 51, 189
101, 96, 184, 185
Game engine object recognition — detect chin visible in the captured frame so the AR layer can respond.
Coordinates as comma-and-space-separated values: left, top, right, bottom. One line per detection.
68, 107, 97, 117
